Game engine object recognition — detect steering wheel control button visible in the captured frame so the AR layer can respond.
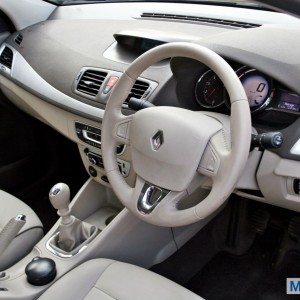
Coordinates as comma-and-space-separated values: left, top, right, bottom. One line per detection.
117, 159, 131, 177
199, 145, 219, 175
25, 257, 56, 286
138, 183, 169, 214
117, 122, 129, 139
103, 76, 119, 94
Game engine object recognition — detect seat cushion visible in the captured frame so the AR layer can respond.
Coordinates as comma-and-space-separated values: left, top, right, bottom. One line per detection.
0, 190, 44, 271
39, 259, 203, 300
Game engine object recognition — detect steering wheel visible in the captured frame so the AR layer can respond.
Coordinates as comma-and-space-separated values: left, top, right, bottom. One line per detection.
101, 42, 251, 227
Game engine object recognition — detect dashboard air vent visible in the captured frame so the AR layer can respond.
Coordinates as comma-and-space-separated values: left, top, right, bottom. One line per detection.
141, 13, 261, 29
14, 34, 23, 46
77, 70, 107, 97
0, 47, 13, 69
126, 80, 150, 103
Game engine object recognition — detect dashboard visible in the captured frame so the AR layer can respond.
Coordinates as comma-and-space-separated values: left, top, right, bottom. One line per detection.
0, 1, 300, 214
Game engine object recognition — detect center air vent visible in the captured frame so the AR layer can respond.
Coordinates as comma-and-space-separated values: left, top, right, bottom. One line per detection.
14, 34, 23, 46
77, 70, 107, 97
141, 13, 261, 29
126, 80, 150, 103
0, 47, 13, 69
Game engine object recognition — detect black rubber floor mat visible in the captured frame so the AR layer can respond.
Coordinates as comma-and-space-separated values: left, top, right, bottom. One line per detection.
186, 248, 300, 300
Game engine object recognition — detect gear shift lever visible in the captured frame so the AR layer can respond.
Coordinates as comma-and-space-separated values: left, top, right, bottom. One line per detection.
48, 183, 99, 253
49, 183, 72, 225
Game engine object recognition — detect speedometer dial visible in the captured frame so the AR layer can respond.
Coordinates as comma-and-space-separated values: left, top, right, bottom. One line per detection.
225, 67, 273, 113
240, 70, 272, 110
195, 70, 225, 108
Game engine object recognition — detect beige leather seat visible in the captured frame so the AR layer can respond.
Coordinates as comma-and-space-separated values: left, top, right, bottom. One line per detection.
0, 190, 43, 271
39, 259, 203, 300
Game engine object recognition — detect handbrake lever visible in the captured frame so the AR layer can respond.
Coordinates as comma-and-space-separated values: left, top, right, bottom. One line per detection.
0, 215, 26, 257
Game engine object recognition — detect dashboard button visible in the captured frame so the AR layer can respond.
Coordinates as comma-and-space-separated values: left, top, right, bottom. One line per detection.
103, 76, 119, 94
88, 166, 97, 177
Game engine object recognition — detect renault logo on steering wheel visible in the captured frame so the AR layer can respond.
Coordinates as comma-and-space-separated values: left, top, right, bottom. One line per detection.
151, 130, 164, 151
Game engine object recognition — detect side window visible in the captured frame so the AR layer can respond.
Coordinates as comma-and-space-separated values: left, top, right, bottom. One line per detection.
0, 10, 15, 44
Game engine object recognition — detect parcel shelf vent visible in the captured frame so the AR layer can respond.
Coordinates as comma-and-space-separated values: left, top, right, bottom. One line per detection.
14, 34, 23, 46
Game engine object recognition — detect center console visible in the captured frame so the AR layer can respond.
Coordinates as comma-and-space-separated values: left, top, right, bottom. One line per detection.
75, 121, 133, 186
0, 177, 214, 299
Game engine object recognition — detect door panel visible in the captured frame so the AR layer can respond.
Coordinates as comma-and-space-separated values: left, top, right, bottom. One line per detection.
0, 91, 40, 191
0, 9, 14, 43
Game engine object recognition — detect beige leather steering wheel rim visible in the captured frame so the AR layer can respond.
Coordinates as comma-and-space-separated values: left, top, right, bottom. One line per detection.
102, 42, 251, 227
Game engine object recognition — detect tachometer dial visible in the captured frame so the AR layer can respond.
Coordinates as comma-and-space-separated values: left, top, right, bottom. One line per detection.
195, 70, 225, 108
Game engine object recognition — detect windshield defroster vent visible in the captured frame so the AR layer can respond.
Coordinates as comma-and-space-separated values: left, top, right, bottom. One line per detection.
141, 13, 261, 29
0, 47, 13, 69
77, 70, 108, 97
14, 34, 23, 46
126, 80, 150, 103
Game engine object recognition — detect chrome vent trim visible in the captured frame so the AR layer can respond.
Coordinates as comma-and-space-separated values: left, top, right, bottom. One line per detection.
0, 46, 13, 69
14, 34, 23, 46
141, 13, 261, 29
126, 80, 150, 103
76, 69, 108, 97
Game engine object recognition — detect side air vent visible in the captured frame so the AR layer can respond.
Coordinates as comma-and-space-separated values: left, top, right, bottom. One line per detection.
126, 80, 150, 103
77, 70, 107, 97
14, 34, 23, 46
141, 13, 261, 29
0, 47, 13, 69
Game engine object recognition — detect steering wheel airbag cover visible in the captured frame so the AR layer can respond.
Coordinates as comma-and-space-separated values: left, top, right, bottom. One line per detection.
131, 106, 222, 191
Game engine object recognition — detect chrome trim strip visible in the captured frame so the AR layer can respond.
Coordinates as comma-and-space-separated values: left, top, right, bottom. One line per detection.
45, 232, 90, 258
83, 129, 101, 145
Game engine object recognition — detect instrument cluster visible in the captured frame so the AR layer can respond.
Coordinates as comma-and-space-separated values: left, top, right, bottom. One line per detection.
195, 66, 274, 113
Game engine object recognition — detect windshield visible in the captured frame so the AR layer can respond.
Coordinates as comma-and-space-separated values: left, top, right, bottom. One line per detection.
46, 0, 268, 9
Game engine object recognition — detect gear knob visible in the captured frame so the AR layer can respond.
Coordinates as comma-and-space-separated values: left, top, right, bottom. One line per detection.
49, 183, 72, 224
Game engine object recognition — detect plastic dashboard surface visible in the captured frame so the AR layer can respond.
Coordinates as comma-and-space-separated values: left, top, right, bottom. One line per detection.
0, 3, 300, 130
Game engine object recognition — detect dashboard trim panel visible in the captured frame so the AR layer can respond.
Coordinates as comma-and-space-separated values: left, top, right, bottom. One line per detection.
0, 44, 106, 121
